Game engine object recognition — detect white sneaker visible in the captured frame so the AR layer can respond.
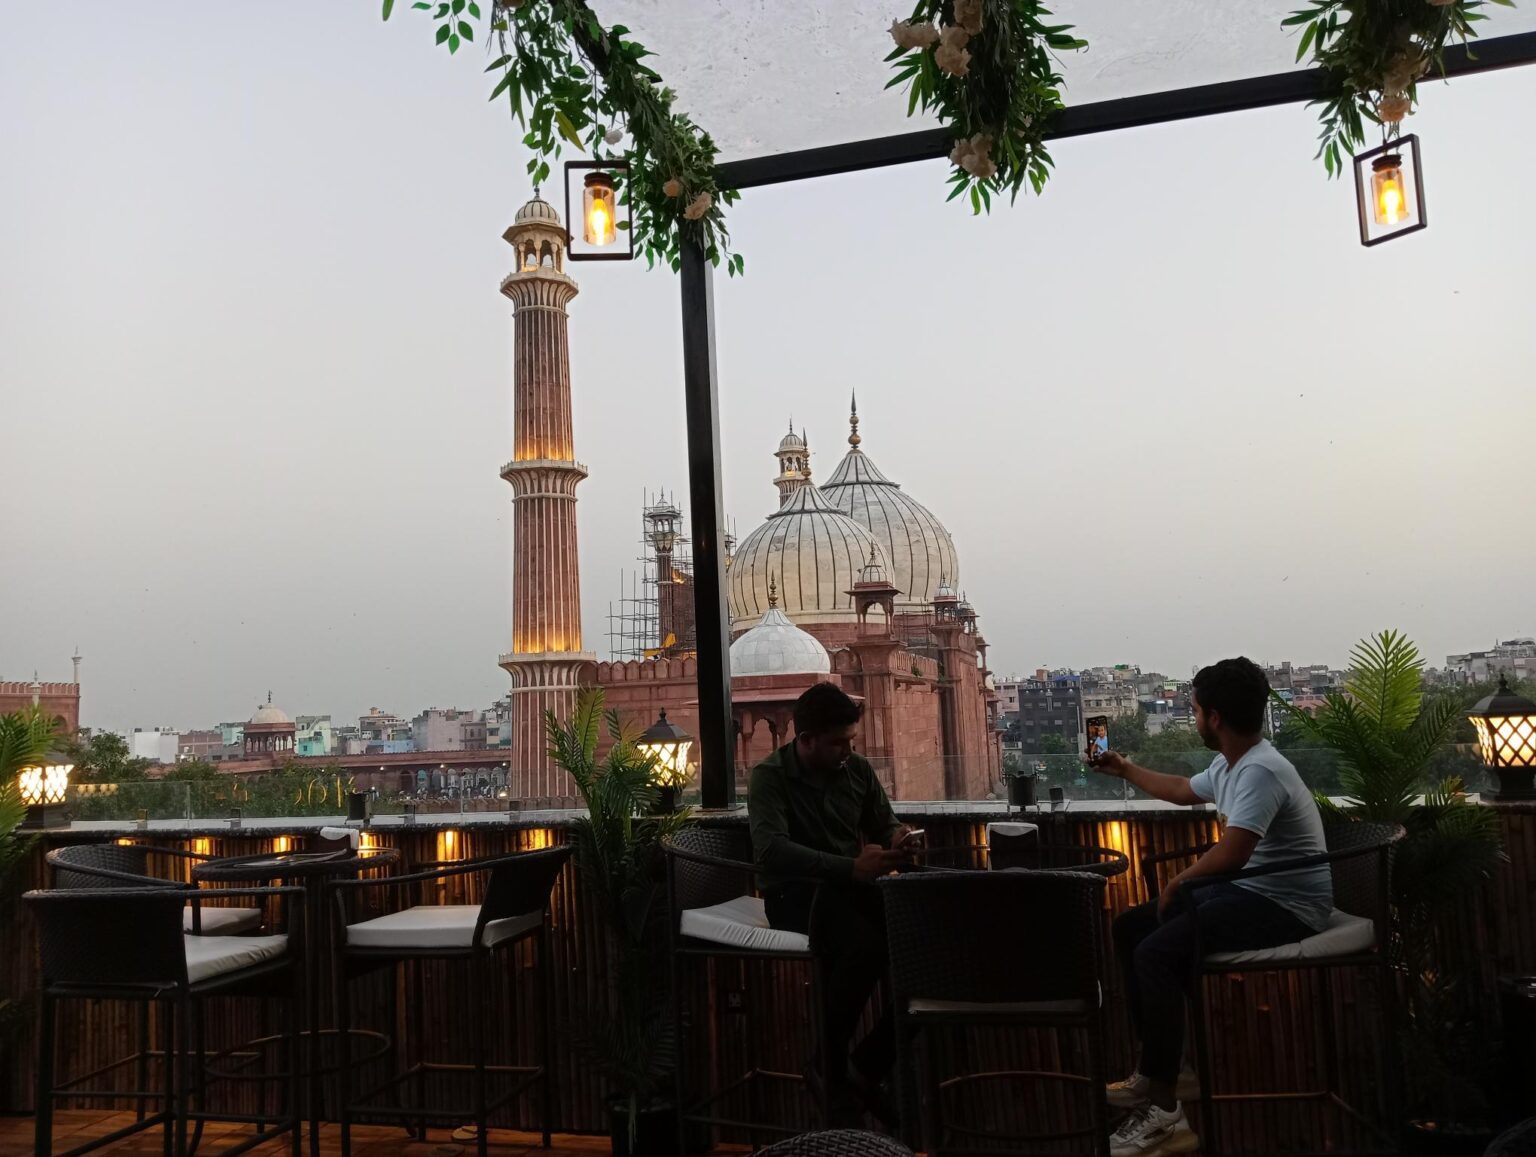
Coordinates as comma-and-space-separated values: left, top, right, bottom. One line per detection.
1109, 1103, 1199, 1157
1106, 1069, 1201, 1108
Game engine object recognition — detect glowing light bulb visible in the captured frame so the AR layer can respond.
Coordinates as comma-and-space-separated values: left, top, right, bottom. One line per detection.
1371, 158, 1408, 227
589, 198, 612, 245
582, 171, 618, 247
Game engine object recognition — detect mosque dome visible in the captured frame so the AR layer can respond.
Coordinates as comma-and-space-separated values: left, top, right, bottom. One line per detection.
514, 193, 563, 226
729, 583, 832, 677
729, 483, 881, 630
778, 427, 806, 453
820, 393, 960, 610
248, 699, 291, 727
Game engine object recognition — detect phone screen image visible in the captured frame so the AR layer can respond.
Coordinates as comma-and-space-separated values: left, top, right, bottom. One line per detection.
1086, 715, 1110, 758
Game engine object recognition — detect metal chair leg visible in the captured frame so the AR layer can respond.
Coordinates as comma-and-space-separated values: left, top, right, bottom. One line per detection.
338, 954, 354, 1157
176, 997, 193, 1157
1191, 973, 1218, 1157
538, 930, 554, 1149
162, 1000, 176, 1157
470, 952, 489, 1157
136, 1001, 151, 1124
287, 979, 302, 1157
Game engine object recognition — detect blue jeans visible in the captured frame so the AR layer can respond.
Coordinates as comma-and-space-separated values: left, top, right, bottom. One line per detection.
1114, 882, 1314, 1086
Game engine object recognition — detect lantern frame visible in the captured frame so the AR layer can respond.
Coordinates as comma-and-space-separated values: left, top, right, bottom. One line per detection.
1467, 675, 1536, 800
637, 709, 694, 789
563, 159, 635, 262
1353, 134, 1427, 248
17, 755, 73, 830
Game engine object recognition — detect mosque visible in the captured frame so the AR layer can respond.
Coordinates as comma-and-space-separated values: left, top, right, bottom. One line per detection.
497, 192, 1001, 800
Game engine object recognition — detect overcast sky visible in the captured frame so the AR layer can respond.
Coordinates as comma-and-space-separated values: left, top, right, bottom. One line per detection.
3, 4, 1533, 733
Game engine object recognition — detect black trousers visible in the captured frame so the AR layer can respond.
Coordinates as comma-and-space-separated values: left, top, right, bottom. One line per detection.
1114, 882, 1313, 1085
765, 883, 895, 1085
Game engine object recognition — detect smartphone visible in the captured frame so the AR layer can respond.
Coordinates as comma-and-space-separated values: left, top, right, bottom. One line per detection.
1086, 716, 1110, 760
900, 829, 926, 845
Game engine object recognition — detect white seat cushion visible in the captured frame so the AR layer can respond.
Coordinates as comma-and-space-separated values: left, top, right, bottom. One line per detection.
185, 934, 289, 984
1205, 909, 1375, 966
345, 905, 541, 951
680, 895, 811, 953
183, 905, 263, 935
987, 822, 1039, 840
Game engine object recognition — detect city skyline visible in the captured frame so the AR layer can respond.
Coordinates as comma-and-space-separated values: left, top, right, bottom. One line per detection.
4, 7, 1534, 734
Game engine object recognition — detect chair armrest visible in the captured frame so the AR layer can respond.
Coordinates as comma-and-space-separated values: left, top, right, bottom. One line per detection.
329, 851, 517, 892
662, 843, 832, 891
1139, 843, 1215, 894
1181, 837, 1385, 894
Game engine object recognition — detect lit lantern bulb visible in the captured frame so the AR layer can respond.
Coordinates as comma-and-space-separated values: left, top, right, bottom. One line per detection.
1371, 158, 1407, 227
589, 197, 612, 244
582, 171, 618, 247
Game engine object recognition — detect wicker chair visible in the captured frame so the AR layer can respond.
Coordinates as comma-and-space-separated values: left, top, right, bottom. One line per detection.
878, 869, 1111, 1157
1485, 1117, 1536, 1157
25, 885, 304, 1157
1142, 819, 1405, 1157
664, 826, 833, 1151
755, 1128, 913, 1157
47, 842, 264, 934
328, 845, 571, 1157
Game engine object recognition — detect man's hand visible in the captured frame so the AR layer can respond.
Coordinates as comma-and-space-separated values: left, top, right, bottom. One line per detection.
892, 824, 925, 851
1090, 748, 1132, 778
1157, 877, 1183, 919
852, 843, 907, 883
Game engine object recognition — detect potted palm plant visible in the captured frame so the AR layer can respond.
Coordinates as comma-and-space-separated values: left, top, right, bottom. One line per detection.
1275, 631, 1505, 1155
546, 688, 691, 1157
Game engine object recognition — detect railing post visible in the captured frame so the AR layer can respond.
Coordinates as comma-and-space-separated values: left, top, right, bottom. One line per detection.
679, 238, 735, 809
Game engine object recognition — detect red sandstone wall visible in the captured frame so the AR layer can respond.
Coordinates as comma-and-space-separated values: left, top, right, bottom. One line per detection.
0, 683, 80, 734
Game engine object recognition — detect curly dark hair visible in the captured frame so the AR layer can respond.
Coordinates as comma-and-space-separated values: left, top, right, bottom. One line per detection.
792, 682, 862, 737
1192, 657, 1271, 735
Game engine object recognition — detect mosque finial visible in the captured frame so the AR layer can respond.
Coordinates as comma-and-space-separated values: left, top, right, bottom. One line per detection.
848, 390, 862, 448
767, 573, 779, 609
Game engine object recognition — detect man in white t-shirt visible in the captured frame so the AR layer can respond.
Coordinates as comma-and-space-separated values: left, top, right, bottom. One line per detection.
1089, 657, 1331, 1157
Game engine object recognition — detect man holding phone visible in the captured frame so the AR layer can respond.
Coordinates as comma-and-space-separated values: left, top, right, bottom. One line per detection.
1088, 657, 1330, 1157
749, 682, 921, 1126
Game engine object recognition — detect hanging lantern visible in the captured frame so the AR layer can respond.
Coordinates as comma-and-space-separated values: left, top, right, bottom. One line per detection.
637, 710, 693, 790
563, 160, 634, 261
1468, 676, 1536, 800
17, 753, 73, 830
1354, 135, 1426, 246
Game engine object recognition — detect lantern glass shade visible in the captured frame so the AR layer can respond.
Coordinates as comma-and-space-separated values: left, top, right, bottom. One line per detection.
18, 761, 71, 807
583, 172, 617, 247
1353, 135, 1426, 247
1468, 677, 1536, 768
637, 710, 693, 788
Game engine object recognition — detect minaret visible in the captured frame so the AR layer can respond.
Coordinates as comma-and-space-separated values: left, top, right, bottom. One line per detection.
774, 422, 811, 506
497, 191, 594, 799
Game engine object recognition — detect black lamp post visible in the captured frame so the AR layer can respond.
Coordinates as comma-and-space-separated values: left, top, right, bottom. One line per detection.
17, 751, 74, 830
1467, 675, 1536, 800
637, 709, 692, 813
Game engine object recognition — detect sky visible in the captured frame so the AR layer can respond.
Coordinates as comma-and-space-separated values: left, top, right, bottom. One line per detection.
2, 4, 1533, 734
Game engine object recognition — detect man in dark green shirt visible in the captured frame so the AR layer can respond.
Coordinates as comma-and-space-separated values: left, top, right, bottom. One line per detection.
748, 682, 918, 1126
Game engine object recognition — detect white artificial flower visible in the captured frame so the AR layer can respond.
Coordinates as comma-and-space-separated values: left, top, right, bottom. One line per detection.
683, 192, 714, 220
935, 41, 971, 77
604, 127, 624, 145
954, 0, 984, 35
889, 19, 941, 49
663, 178, 684, 198
940, 23, 970, 49
1377, 93, 1411, 123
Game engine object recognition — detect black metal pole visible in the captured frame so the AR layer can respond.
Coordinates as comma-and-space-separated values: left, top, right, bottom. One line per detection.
679, 237, 735, 810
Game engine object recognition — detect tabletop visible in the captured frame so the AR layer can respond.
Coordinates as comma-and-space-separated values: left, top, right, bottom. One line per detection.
192, 847, 400, 883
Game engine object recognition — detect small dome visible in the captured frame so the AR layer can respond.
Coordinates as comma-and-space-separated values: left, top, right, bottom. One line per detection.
515, 194, 562, 226
730, 606, 832, 677
249, 701, 292, 726
778, 429, 806, 452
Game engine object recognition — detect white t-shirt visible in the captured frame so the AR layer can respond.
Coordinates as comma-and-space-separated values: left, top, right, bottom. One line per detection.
1189, 739, 1333, 931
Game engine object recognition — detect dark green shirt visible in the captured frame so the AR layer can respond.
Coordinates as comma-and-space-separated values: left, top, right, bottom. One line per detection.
748, 741, 902, 892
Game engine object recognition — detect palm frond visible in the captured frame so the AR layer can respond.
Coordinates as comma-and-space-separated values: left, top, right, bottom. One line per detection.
1346, 629, 1424, 733
0, 707, 61, 785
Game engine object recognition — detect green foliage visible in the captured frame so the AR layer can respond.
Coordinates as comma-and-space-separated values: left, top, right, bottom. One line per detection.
1107, 709, 1148, 753
1283, 0, 1515, 175
387, 0, 742, 275
546, 688, 690, 1131
886, 0, 1086, 207
62, 731, 152, 783
1275, 630, 1505, 1122
1034, 731, 1074, 756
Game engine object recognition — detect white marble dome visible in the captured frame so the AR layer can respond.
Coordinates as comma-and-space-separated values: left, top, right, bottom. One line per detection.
821, 402, 959, 611
249, 700, 291, 726
730, 601, 832, 677
729, 484, 881, 629
514, 193, 562, 225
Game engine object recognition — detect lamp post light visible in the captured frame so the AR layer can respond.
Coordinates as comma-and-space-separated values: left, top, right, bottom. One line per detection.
563, 160, 634, 261
17, 754, 73, 830
1468, 675, 1536, 800
1353, 134, 1427, 247
637, 710, 692, 813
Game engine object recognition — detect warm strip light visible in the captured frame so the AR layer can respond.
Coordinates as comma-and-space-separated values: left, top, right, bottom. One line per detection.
525, 828, 553, 851
192, 837, 212, 857
273, 836, 292, 853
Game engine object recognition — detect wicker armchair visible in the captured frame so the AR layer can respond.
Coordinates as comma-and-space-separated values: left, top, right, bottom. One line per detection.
1142, 819, 1405, 1157
328, 845, 571, 1157
25, 885, 304, 1157
878, 869, 1111, 1157
664, 826, 832, 1150
755, 1128, 913, 1157
47, 842, 264, 935
1485, 1117, 1536, 1157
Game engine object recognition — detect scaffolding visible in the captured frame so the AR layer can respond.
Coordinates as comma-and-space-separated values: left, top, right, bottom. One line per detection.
606, 490, 736, 662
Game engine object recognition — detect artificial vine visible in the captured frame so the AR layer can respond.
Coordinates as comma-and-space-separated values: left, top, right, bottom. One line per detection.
384, 0, 742, 275
886, 0, 1087, 211
1285, 0, 1515, 175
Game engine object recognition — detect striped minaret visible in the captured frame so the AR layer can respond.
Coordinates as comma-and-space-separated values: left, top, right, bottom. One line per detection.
498, 192, 594, 799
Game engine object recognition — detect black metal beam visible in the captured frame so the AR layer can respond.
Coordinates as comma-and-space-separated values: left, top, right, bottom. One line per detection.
678, 238, 736, 810
717, 30, 1536, 190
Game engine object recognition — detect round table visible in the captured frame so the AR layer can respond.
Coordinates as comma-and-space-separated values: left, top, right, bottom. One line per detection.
194, 847, 400, 1157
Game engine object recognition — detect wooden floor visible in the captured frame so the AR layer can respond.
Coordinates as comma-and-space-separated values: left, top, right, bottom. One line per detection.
0, 1113, 617, 1157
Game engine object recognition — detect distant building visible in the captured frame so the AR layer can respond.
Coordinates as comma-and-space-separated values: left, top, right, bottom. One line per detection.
130, 727, 179, 764
177, 729, 226, 762
294, 715, 333, 758
1446, 639, 1536, 684
411, 708, 488, 753
244, 696, 296, 758
1263, 661, 1345, 697
998, 673, 1083, 752
1082, 680, 1140, 719
1, 662, 82, 734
